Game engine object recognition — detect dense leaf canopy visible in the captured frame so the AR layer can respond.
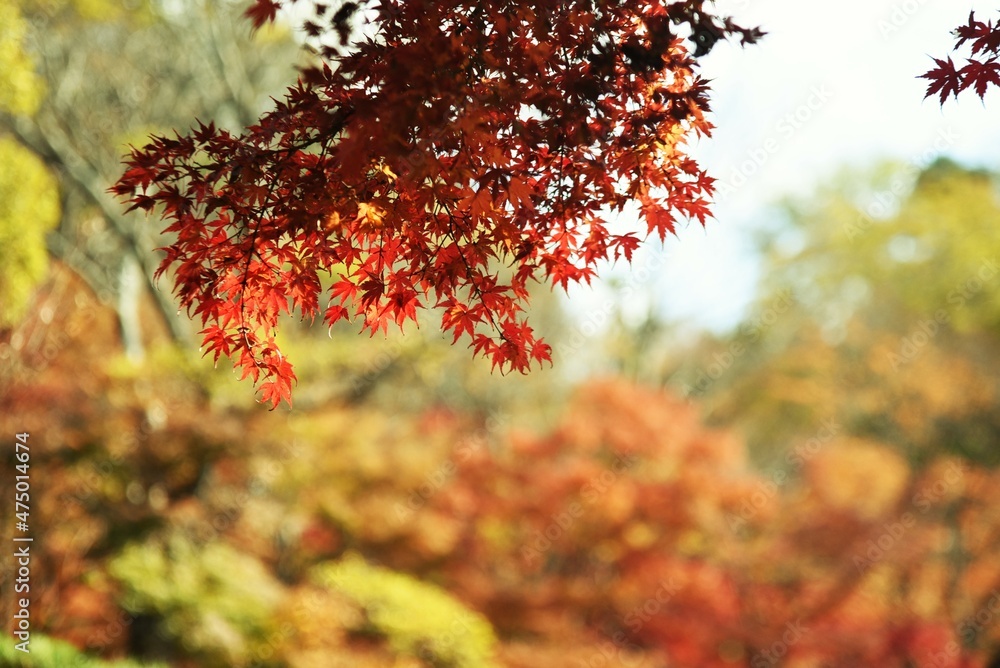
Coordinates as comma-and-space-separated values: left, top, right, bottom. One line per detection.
114, 0, 761, 407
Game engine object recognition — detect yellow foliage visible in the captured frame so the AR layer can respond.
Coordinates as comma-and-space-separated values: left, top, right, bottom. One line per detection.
0, 135, 60, 327
109, 534, 285, 666
805, 440, 910, 520
17, 0, 139, 22
315, 553, 499, 668
0, 2, 43, 115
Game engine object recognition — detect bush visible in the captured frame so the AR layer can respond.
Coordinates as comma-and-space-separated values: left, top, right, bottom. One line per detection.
315, 553, 498, 668
0, 633, 164, 667
108, 533, 284, 666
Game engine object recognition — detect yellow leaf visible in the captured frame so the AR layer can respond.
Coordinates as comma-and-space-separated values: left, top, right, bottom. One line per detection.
357, 202, 385, 228
323, 211, 341, 231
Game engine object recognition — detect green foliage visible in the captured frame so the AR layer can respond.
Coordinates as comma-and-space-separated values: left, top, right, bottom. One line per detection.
105, 342, 251, 410
0, 135, 60, 327
0, 633, 164, 667
675, 160, 1000, 466
108, 533, 284, 666
859, 161, 1000, 332
315, 554, 498, 668
771, 159, 1000, 334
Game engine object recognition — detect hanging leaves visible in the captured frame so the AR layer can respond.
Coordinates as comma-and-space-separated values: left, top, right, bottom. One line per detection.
922, 10, 1000, 103
113, 0, 762, 407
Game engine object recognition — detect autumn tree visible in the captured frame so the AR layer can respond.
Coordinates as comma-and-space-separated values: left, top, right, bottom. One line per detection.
7, 259, 1000, 666
663, 160, 1000, 469
114, 0, 762, 407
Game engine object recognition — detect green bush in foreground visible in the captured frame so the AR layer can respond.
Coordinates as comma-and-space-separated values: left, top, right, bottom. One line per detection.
108, 533, 284, 666
316, 553, 498, 668
0, 633, 165, 667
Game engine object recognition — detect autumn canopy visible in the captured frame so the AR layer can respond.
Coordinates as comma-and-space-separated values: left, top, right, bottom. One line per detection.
113, 0, 762, 407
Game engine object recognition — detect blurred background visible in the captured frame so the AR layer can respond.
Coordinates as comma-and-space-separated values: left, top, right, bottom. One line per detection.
2, 0, 1000, 666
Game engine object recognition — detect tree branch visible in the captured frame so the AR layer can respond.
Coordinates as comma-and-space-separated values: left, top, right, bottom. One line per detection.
1, 111, 190, 343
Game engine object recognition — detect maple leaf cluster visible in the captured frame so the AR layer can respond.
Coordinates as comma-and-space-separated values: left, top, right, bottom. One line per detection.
922, 9, 1000, 103
114, 0, 762, 407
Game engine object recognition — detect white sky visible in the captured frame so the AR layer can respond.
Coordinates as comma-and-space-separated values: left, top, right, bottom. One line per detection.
566, 0, 1000, 336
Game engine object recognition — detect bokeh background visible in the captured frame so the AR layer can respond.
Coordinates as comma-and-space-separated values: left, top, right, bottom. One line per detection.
2, 1, 1000, 666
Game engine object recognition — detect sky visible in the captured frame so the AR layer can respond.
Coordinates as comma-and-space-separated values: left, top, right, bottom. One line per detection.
567, 0, 1000, 336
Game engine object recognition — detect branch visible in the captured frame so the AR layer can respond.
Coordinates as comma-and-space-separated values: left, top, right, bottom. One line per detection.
207, 10, 261, 128
0, 111, 190, 343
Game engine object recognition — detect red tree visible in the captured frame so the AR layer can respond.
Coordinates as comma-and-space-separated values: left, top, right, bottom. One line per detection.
922, 10, 1000, 103
113, 0, 761, 407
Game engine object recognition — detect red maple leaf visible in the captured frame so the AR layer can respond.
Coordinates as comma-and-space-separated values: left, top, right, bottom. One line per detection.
960, 59, 1000, 100
955, 10, 1000, 55
920, 56, 962, 104
245, 0, 281, 30
923, 10, 1000, 103
114, 0, 762, 406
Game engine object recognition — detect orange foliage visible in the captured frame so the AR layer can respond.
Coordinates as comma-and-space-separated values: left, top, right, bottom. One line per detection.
4, 286, 1000, 666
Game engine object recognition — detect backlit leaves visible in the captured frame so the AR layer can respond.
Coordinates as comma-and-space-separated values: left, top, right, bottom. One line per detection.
922, 10, 1000, 103
115, 1, 761, 407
